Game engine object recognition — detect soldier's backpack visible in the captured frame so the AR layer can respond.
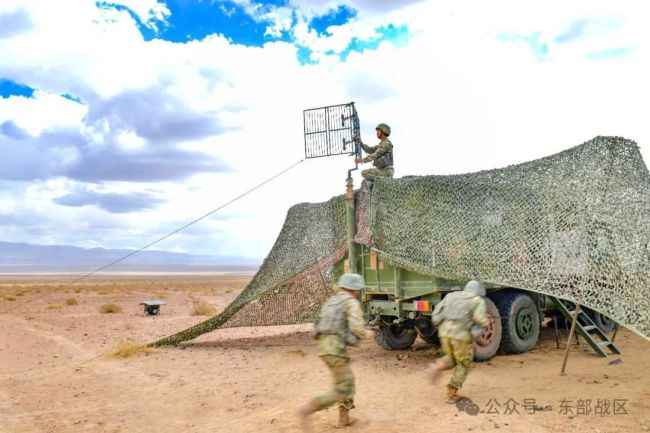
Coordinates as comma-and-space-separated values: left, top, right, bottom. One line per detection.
374, 140, 393, 169
311, 293, 360, 346
437, 290, 476, 326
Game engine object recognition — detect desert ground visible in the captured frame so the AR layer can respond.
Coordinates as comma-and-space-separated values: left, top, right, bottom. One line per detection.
0, 274, 649, 433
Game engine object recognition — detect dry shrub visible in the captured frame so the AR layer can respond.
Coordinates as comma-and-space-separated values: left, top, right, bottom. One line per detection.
282, 349, 306, 358
2, 294, 16, 301
99, 303, 122, 314
46, 304, 63, 310
190, 301, 217, 316
66, 298, 78, 305
104, 340, 154, 359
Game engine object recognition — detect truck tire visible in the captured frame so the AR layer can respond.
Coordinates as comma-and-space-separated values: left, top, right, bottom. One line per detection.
418, 331, 440, 346
415, 316, 440, 346
375, 322, 418, 350
473, 297, 502, 361
491, 291, 539, 354
585, 308, 617, 334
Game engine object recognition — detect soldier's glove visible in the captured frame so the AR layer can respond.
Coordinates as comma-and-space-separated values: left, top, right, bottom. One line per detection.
470, 325, 483, 339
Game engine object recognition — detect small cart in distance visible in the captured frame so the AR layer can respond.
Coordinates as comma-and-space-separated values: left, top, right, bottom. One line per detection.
140, 300, 165, 316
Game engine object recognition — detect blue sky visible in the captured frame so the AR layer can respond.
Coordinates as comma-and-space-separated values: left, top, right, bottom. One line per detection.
0, 0, 648, 259
96, 0, 392, 63
0, 79, 34, 98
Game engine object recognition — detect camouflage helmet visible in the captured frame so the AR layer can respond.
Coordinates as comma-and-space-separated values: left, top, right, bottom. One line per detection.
464, 280, 486, 297
375, 123, 391, 136
337, 273, 365, 291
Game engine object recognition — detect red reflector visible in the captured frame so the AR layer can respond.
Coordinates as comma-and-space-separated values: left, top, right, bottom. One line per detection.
414, 300, 430, 311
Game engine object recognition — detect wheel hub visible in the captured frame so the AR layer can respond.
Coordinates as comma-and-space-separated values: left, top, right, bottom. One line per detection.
475, 318, 495, 347
515, 308, 535, 339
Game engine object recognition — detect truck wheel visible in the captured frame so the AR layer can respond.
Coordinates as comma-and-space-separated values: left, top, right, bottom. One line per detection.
415, 316, 440, 346
474, 298, 502, 361
585, 308, 617, 333
375, 322, 418, 350
418, 331, 440, 346
492, 291, 539, 354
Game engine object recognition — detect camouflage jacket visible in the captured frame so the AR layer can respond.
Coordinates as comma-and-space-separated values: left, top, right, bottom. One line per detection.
361, 139, 393, 168
432, 291, 489, 342
316, 290, 366, 358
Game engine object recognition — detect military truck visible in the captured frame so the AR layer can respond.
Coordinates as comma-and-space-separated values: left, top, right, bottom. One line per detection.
333, 245, 616, 361
302, 102, 618, 361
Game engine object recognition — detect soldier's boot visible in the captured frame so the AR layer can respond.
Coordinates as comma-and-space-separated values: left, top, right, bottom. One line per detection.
297, 401, 319, 432
446, 385, 462, 404
336, 406, 355, 428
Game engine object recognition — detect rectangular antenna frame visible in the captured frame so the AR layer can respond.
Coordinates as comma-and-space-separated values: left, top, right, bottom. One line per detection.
304, 102, 359, 159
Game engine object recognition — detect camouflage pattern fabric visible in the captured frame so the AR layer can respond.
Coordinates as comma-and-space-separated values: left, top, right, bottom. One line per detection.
433, 291, 489, 342
312, 355, 355, 410
361, 166, 395, 181
361, 139, 393, 168
317, 290, 366, 359
438, 337, 474, 390
152, 137, 650, 346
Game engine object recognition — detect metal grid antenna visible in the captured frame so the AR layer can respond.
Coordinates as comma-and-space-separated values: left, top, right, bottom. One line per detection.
304, 102, 360, 159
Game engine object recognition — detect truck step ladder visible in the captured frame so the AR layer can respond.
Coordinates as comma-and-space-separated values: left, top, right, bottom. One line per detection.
549, 296, 621, 357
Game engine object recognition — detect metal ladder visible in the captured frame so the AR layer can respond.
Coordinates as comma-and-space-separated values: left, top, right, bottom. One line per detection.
549, 296, 621, 357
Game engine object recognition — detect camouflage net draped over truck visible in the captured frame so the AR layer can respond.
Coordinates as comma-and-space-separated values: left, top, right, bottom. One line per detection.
153, 136, 650, 346
369, 136, 650, 339
152, 195, 348, 346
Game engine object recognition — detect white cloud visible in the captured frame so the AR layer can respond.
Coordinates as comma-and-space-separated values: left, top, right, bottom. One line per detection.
0, 0, 648, 260
0, 91, 86, 136
116, 130, 147, 151
109, 0, 171, 29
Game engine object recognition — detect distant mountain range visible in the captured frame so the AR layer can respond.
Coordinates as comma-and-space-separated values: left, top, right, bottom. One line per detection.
0, 241, 261, 273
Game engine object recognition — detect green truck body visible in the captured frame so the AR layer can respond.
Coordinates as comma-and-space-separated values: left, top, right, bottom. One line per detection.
334, 244, 615, 360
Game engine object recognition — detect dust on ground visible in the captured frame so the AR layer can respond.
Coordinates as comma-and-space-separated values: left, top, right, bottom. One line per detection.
0, 274, 648, 433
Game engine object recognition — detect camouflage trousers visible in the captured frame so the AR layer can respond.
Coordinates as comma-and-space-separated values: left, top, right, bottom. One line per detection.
438, 337, 473, 390
312, 355, 355, 410
361, 166, 394, 181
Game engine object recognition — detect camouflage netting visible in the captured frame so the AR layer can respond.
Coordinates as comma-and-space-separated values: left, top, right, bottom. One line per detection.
152, 195, 348, 346
153, 136, 650, 346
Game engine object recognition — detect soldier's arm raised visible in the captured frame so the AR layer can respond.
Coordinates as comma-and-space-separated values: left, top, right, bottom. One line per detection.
362, 141, 389, 163
360, 143, 375, 155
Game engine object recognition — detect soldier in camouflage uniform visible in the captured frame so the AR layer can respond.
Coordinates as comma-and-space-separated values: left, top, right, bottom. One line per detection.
298, 273, 372, 430
429, 280, 490, 402
354, 123, 394, 181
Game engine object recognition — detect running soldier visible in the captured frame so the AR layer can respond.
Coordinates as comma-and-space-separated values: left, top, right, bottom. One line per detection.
298, 273, 373, 429
429, 280, 490, 402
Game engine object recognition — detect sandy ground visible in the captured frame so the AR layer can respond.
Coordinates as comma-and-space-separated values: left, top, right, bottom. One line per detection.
1, 274, 649, 433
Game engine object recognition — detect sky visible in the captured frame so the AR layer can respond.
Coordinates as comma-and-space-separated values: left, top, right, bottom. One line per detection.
0, 0, 648, 261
